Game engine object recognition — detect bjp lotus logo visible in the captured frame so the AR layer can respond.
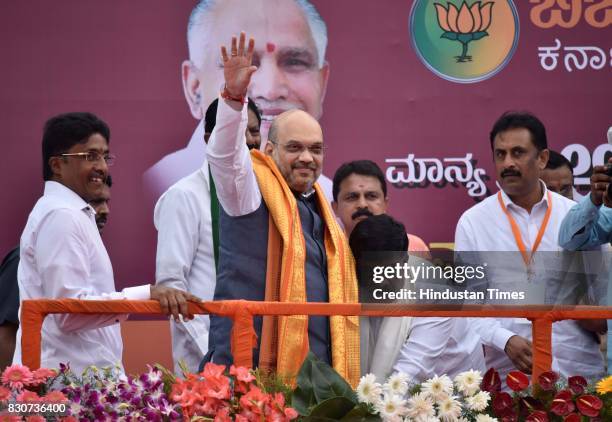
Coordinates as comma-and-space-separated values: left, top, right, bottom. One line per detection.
410, 0, 519, 83
434, 2, 493, 62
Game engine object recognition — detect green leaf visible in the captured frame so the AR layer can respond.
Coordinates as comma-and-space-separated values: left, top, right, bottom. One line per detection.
441, 31, 458, 41
457, 33, 473, 44
340, 403, 382, 421
291, 352, 357, 416
307, 397, 356, 419
472, 31, 488, 41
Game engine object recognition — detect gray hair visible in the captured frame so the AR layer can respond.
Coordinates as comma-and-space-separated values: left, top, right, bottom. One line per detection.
187, 0, 328, 68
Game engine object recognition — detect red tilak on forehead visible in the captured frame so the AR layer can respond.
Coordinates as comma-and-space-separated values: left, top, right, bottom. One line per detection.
266, 42, 276, 53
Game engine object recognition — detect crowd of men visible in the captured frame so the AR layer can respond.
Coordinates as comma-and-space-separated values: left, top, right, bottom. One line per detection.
1, 0, 610, 389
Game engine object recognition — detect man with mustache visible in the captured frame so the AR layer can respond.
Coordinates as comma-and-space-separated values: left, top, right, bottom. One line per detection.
153, 97, 261, 374
454, 111, 604, 383
205, 32, 359, 385
89, 174, 112, 232
144, 0, 333, 201
331, 160, 429, 253
540, 150, 575, 200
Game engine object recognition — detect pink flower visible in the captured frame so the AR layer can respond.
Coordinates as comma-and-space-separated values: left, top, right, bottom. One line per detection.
44, 390, 67, 403
230, 365, 256, 383
25, 416, 46, 422
265, 392, 298, 421
0, 386, 10, 402
1, 364, 33, 390
59, 417, 78, 422
240, 386, 269, 416
16, 390, 40, 403
0, 413, 23, 422
30, 368, 56, 385
201, 362, 226, 380
214, 407, 232, 422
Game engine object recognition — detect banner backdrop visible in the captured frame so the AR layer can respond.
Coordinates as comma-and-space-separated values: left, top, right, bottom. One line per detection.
0, 0, 610, 289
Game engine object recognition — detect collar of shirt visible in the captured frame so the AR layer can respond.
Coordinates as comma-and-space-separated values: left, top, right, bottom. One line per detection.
497, 179, 550, 213
44, 181, 94, 215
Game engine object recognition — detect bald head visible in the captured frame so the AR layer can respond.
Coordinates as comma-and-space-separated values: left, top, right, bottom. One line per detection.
264, 109, 324, 193
268, 109, 321, 144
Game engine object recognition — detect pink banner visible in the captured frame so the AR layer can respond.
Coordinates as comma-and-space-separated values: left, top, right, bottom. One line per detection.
0, 0, 610, 288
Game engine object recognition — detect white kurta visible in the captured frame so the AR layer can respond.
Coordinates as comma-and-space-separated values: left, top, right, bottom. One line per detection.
154, 163, 216, 373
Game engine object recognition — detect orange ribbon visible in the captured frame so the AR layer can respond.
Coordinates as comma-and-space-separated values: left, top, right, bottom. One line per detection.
497, 190, 552, 268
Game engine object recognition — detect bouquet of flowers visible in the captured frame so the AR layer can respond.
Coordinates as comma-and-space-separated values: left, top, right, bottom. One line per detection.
54, 362, 180, 421
481, 368, 610, 422
354, 370, 494, 422
0, 363, 66, 420
170, 362, 297, 421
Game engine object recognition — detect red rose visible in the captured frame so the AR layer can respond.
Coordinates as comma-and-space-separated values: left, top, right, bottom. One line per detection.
550, 390, 575, 416
537, 371, 559, 391
506, 371, 530, 392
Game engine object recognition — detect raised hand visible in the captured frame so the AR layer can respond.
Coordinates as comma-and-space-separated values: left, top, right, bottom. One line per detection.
221, 31, 257, 98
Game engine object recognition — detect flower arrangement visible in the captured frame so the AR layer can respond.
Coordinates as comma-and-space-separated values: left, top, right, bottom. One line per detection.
2, 359, 611, 421
55, 362, 180, 421
354, 369, 494, 421
0, 364, 66, 420
481, 368, 611, 422
170, 362, 297, 421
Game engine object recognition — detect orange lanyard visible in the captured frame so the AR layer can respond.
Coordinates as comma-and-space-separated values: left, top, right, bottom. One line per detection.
497, 191, 552, 268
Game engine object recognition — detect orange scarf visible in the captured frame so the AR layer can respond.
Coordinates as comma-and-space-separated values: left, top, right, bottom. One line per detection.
251, 150, 360, 387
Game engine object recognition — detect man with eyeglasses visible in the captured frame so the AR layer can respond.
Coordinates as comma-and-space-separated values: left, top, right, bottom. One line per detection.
13, 112, 201, 374
205, 33, 359, 385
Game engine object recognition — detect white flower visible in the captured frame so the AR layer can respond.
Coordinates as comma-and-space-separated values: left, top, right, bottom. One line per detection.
453, 369, 482, 396
475, 415, 498, 422
421, 375, 453, 403
384, 372, 409, 397
375, 393, 406, 421
356, 373, 383, 405
466, 391, 490, 412
406, 392, 436, 422
456, 418, 470, 422
437, 396, 462, 422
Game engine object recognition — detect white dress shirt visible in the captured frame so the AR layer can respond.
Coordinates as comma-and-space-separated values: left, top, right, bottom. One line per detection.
206, 98, 261, 216
154, 162, 216, 373
393, 317, 486, 382
455, 182, 604, 382
14, 181, 150, 374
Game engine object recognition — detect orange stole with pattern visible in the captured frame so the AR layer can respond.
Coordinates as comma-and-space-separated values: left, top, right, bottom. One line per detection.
251, 150, 360, 387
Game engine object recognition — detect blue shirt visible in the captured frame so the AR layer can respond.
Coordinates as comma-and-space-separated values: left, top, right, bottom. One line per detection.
558, 194, 612, 374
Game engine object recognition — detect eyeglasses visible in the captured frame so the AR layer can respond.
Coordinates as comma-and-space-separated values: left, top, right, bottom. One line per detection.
269, 140, 326, 156
59, 151, 116, 166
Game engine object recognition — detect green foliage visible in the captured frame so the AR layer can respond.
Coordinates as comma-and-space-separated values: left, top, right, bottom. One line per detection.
291, 352, 357, 418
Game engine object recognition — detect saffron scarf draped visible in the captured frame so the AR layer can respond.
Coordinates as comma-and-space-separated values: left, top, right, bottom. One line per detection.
251, 150, 360, 387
